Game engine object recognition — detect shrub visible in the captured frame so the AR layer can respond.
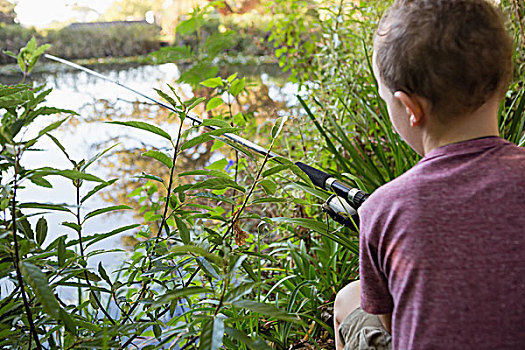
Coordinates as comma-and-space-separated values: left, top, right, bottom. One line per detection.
0, 24, 39, 64
45, 22, 161, 60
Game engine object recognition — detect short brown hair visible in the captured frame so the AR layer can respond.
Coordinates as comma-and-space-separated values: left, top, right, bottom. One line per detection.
374, 0, 513, 120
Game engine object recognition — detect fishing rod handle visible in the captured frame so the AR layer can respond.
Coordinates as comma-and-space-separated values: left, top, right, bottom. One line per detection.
295, 162, 369, 209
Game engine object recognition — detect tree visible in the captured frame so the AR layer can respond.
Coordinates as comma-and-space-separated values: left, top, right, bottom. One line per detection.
0, 0, 16, 24
103, 0, 164, 21
209, 0, 262, 15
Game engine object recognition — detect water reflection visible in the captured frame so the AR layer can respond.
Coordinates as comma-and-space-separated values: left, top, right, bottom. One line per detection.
0, 62, 296, 270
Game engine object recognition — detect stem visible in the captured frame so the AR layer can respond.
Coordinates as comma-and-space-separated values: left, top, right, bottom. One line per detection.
214, 275, 229, 316
512, 0, 524, 46
179, 336, 198, 350
75, 182, 116, 325
183, 138, 278, 290
11, 153, 42, 350
230, 138, 275, 228
157, 119, 185, 239
122, 114, 185, 331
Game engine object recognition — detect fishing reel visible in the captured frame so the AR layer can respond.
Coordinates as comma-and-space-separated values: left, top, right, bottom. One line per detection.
322, 194, 360, 228
294, 162, 368, 229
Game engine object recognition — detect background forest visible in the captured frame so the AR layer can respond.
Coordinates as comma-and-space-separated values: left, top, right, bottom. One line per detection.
0, 0, 524, 349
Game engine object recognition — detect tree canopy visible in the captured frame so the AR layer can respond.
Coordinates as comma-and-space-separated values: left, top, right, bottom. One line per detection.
0, 0, 16, 24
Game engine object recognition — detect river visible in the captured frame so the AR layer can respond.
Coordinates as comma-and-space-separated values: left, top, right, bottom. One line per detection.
0, 61, 300, 278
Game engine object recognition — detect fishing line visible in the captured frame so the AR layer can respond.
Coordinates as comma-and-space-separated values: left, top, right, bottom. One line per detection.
43, 54, 369, 220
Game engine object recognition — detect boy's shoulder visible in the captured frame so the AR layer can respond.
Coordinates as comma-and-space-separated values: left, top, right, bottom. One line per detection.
361, 137, 525, 216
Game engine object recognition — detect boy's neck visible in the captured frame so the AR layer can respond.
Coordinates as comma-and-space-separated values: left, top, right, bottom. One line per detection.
421, 97, 500, 155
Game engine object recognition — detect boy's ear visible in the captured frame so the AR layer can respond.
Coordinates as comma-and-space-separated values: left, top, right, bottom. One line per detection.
394, 91, 426, 126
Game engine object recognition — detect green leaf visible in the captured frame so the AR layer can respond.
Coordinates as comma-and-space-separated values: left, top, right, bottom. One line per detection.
155, 88, 180, 110
201, 118, 231, 129
2, 50, 16, 59
250, 197, 287, 204
258, 179, 277, 195
37, 117, 70, 138
98, 262, 111, 285
180, 62, 219, 86
33, 167, 105, 183
81, 179, 118, 204
271, 116, 288, 139
27, 37, 37, 52
225, 327, 272, 350
233, 112, 245, 127
59, 308, 77, 334
62, 221, 81, 232
206, 97, 224, 111
106, 121, 171, 141
21, 262, 76, 332
46, 133, 73, 163
181, 127, 240, 152
177, 17, 197, 35
29, 175, 52, 188
270, 217, 329, 234
231, 300, 303, 324
80, 224, 140, 248
58, 236, 66, 267
152, 286, 212, 307
36, 217, 47, 245
191, 192, 235, 205
82, 143, 119, 171
185, 97, 207, 111
262, 164, 291, 177
19, 202, 72, 213
135, 173, 164, 183
200, 316, 225, 350
200, 77, 224, 88
153, 324, 162, 340
142, 150, 173, 169
0, 198, 9, 211
170, 245, 222, 265
17, 216, 34, 240
179, 169, 230, 179
206, 158, 229, 171
181, 133, 213, 151
230, 78, 245, 96
174, 216, 191, 244
89, 291, 98, 309
227, 73, 238, 83
225, 282, 262, 303
190, 177, 245, 193
197, 257, 221, 279
84, 205, 131, 221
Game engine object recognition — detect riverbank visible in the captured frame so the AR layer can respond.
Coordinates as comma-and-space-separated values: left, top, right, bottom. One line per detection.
0, 53, 278, 80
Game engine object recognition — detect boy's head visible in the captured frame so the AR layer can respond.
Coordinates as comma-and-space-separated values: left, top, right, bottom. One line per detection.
373, 0, 513, 121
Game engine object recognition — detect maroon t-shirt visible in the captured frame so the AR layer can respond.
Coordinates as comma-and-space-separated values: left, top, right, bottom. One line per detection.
359, 137, 525, 349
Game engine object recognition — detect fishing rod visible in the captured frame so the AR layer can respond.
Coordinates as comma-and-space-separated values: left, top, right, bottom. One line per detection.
43, 54, 368, 226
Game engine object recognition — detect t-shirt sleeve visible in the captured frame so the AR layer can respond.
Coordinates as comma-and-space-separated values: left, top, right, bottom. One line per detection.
359, 203, 394, 314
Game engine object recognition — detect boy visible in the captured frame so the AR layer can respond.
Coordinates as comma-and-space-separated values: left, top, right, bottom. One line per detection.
334, 0, 525, 349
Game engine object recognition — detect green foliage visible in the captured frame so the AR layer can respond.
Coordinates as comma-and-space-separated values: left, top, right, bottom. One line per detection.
3, 1, 523, 349
150, 4, 273, 87
2, 36, 327, 348
267, 0, 319, 83
0, 24, 39, 65
0, 0, 16, 24
45, 22, 161, 60
102, 0, 163, 21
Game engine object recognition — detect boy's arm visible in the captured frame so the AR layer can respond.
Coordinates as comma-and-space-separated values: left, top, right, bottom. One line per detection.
358, 206, 394, 333
378, 313, 392, 334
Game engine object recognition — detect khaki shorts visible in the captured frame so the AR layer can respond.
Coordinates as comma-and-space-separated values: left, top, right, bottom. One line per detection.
339, 307, 392, 350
